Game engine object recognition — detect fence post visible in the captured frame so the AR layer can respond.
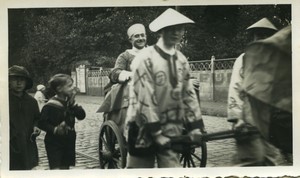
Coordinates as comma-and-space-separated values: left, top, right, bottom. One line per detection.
85, 66, 89, 95
99, 67, 103, 96
211, 55, 215, 101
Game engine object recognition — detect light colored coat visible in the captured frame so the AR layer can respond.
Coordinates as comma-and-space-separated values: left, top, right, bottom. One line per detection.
125, 45, 203, 148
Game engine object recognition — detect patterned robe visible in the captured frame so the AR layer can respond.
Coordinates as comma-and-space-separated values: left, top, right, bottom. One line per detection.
227, 53, 245, 123
125, 45, 203, 148
227, 26, 292, 165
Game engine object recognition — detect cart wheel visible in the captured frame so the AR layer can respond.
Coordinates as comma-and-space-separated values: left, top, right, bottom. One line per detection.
180, 142, 207, 167
98, 120, 127, 169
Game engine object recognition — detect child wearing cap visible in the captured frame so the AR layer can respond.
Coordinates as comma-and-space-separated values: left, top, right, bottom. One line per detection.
125, 8, 205, 168
34, 84, 48, 111
9, 65, 41, 170
38, 74, 85, 169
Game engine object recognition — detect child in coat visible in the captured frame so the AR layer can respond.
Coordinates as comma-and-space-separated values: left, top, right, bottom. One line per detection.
9, 65, 41, 170
38, 74, 85, 169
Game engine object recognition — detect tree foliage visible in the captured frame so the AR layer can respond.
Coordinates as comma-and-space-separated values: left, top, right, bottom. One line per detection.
180, 5, 291, 60
8, 5, 291, 85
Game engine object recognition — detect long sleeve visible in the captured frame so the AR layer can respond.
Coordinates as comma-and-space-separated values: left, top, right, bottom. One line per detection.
109, 52, 131, 83
38, 106, 56, 134
227, 53, 245, 122
181, 59, 204, 131
130, 55, 161, 134
70, 105, 86, 120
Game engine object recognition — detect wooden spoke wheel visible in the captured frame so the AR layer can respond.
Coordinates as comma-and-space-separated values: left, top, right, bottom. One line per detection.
98, 120, 127, 169
180, 142, 207, 167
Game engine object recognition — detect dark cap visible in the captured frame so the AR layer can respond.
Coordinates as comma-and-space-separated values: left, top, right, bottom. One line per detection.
9, 65, 33, 90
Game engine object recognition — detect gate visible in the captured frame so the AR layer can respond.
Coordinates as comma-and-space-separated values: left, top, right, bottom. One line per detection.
86, 68, 111, 96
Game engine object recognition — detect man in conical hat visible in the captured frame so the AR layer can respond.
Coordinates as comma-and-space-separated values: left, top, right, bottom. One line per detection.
246, 17, 278, 41
125, 8, 205, 168
227, 18, 293, 166
228, 17, 278, 125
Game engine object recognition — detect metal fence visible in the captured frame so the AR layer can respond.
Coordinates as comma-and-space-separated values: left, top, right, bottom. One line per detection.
189, 56, 236, 101
76, 57, 236, 98
189, 56, 236, 71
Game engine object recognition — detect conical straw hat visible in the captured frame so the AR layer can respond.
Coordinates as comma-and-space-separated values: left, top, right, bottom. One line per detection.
149, 8, 195, 32
246, 17, 278, 31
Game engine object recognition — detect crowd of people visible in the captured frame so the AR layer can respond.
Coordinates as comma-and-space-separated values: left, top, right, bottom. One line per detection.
9, 8, 292, 170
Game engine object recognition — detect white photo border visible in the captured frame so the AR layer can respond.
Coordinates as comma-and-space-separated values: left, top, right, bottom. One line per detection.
1, 0, 299, 177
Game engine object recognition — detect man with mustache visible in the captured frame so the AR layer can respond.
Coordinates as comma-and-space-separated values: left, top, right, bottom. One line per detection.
109, 23, 147, 84
98, 24, 147, 133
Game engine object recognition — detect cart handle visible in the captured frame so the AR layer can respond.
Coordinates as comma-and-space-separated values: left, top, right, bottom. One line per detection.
167, 124, 260, 149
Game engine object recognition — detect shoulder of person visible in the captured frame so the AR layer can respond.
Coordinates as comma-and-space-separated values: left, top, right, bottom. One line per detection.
21, 93, 39, 109
44, 98, 64, 109
118, 50, 132, 59
233, 53, 245, 66
34, 91, 43, 96
237, 53, 245, 59
130, 46, 154, 71
25, 92, 38, 101
176, 50, 188, 63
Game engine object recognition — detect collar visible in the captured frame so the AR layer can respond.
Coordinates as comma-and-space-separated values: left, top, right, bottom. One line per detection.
9, 91, 28, 99
54, 95, 68, 104
154, 42, 179, 88
154, 44, 178, 61
127, 46, 145, 56
46, 98, 65, 108
156, 38, 176, 55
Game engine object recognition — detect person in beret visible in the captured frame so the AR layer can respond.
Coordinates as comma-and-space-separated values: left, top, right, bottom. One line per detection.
98, 23, 147, 134
9, 65, 41, 170
124, 8, 205, 168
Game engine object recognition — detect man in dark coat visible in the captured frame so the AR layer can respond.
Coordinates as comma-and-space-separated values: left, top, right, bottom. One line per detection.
9, 65, 41, 170
98, 23, 147, 134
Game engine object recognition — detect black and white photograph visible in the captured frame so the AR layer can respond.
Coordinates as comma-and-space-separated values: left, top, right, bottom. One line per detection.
1, 0, 299, 177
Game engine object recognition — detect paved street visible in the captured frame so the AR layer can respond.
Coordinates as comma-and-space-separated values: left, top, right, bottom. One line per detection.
34, 95, 291, 170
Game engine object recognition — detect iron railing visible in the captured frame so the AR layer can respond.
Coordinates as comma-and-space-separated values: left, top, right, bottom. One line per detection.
87, 68, 111, 77
189, 57, 236, 71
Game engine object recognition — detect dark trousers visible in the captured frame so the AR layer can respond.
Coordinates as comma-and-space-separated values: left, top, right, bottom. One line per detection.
44, 131, 76, 169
